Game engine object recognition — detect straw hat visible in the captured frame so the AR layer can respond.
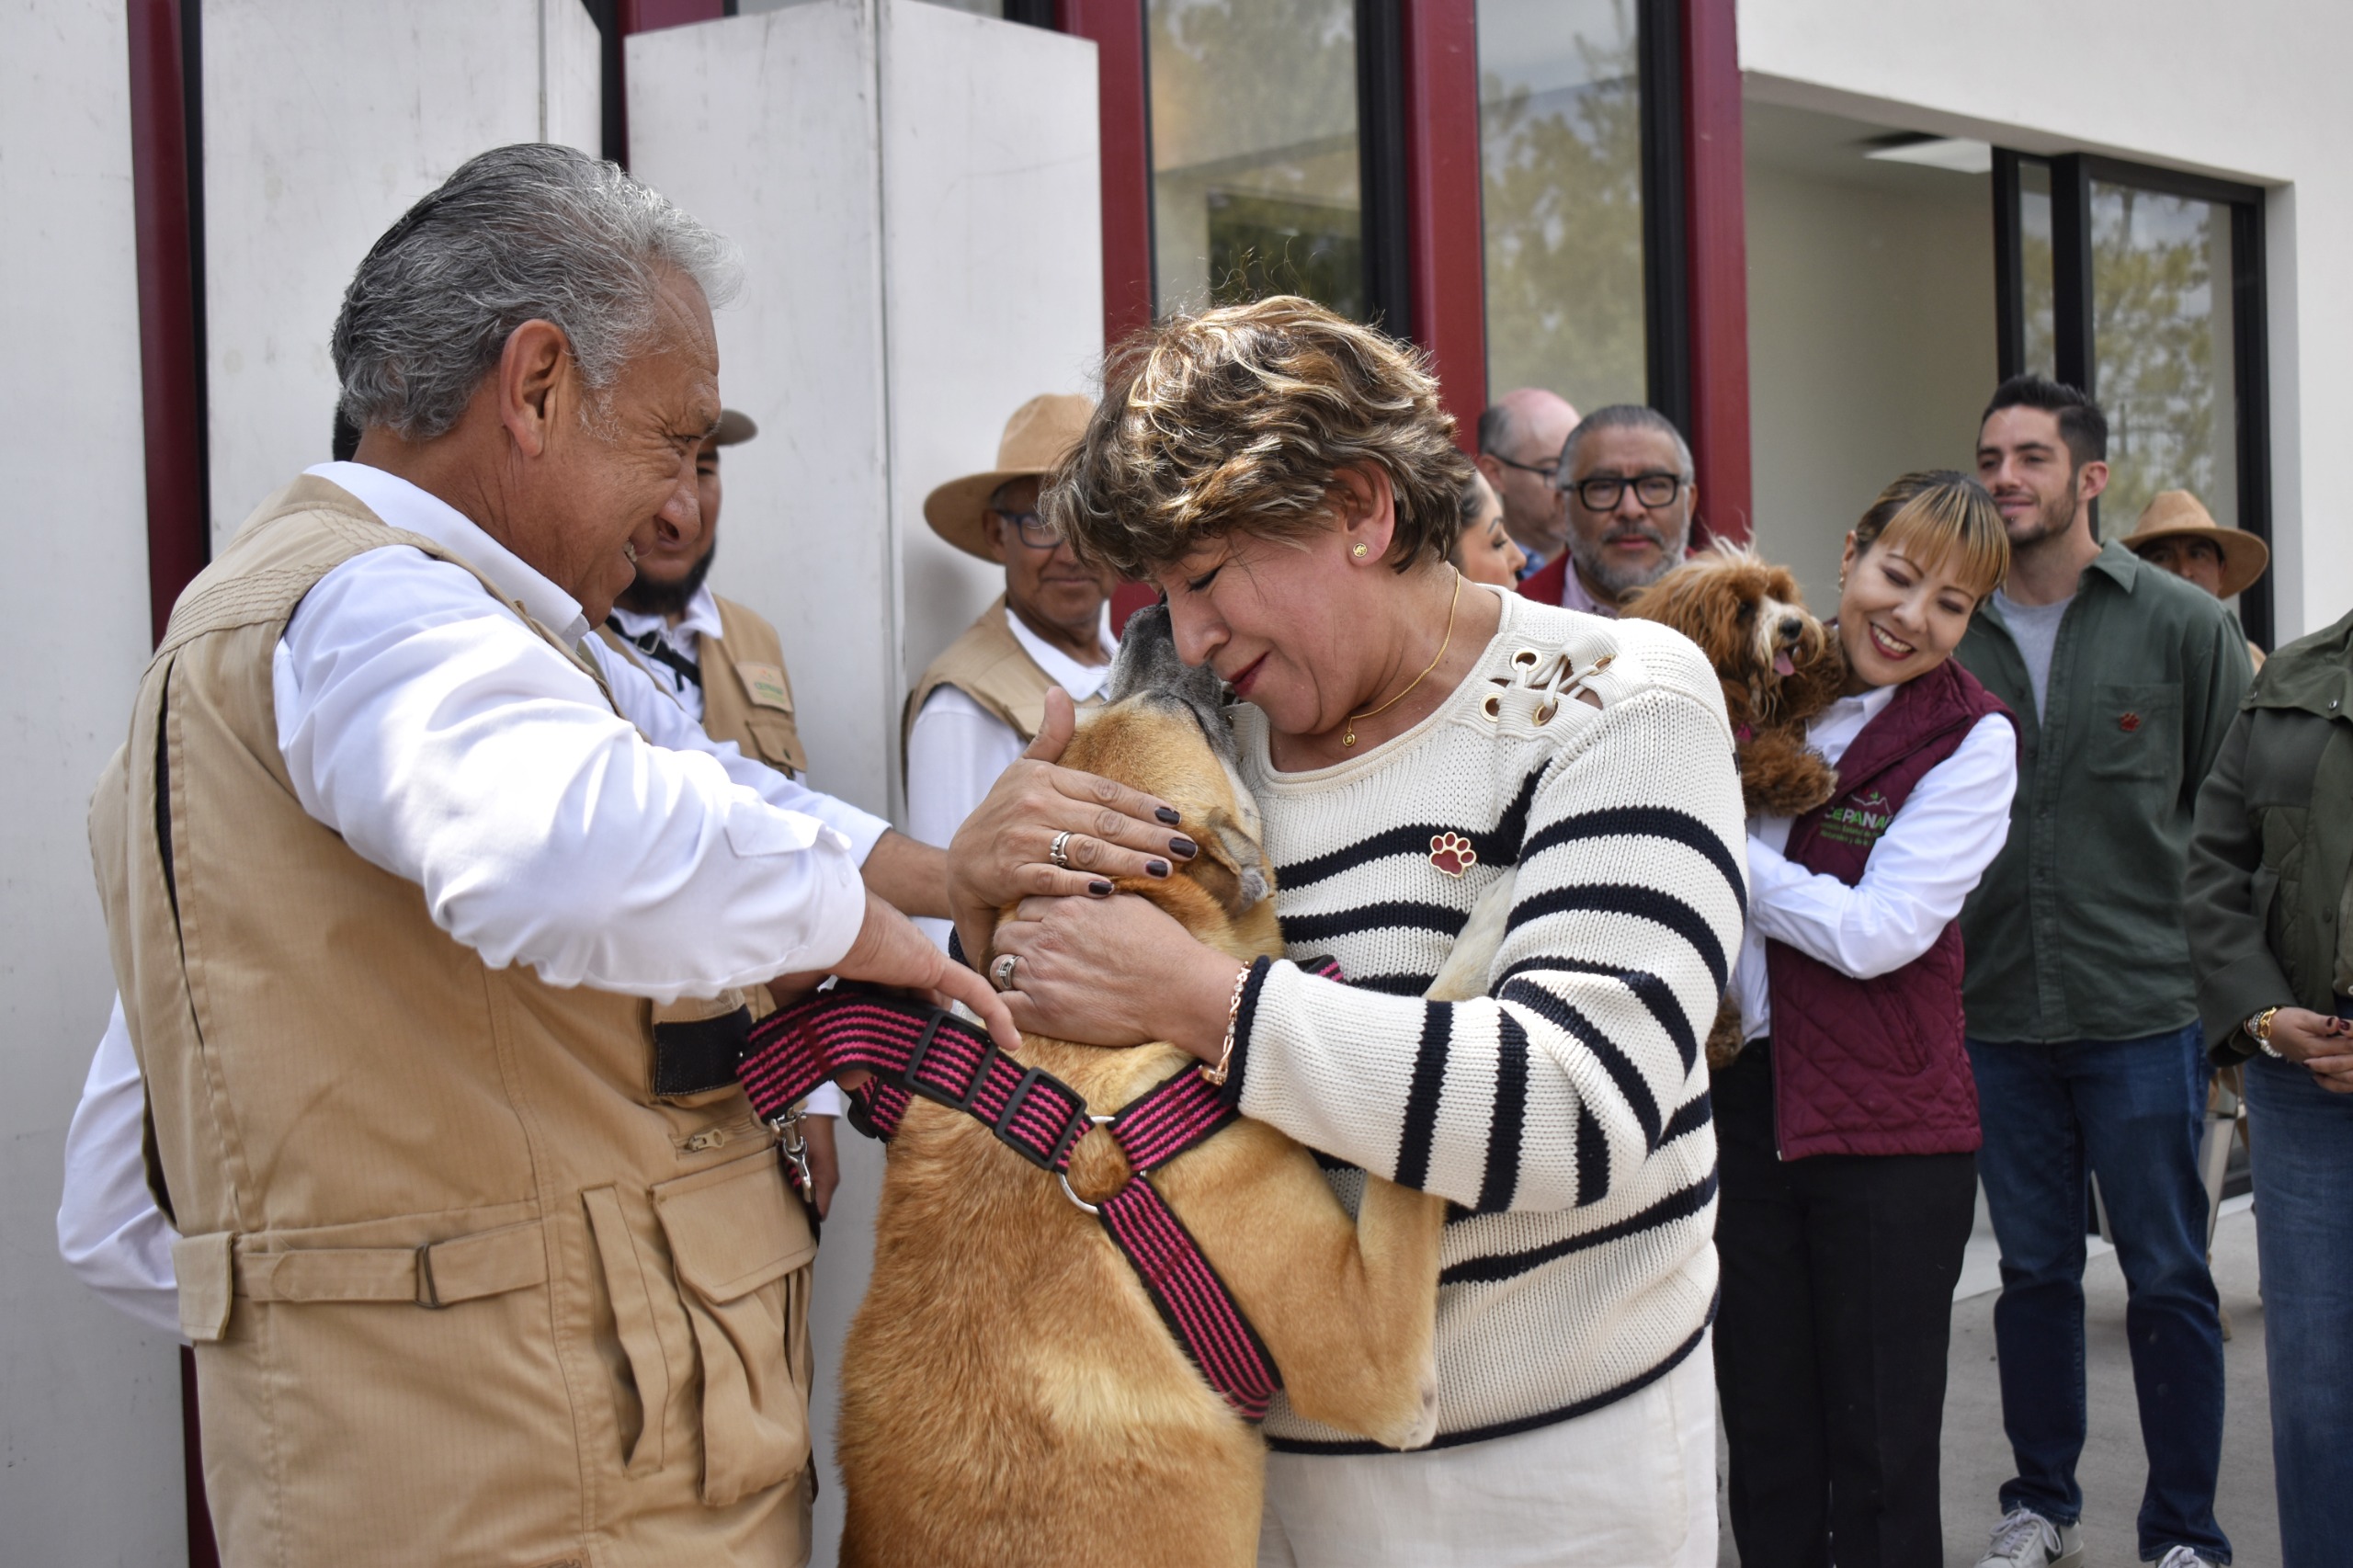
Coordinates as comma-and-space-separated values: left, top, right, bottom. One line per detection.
923, 394, 1094, 561
2121, 490, 2268, 599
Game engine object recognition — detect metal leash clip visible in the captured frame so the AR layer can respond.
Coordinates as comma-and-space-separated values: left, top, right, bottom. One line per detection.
770, 1108, 815, 1197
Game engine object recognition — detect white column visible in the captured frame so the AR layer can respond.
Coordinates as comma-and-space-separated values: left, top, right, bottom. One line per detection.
199, 0, 602, 547
627, 9, 1101, 1561
630, 0, 1103, 826
879, 0, 1106, 718
0, 3, 184, 1563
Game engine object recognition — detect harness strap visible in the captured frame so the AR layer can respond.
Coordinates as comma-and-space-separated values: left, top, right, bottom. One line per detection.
734, 961, 1347, 1421
739, 987, 1096, 1168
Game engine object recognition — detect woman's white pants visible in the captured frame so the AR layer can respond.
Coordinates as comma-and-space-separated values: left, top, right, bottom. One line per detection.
1256, 1335, 1718, 1567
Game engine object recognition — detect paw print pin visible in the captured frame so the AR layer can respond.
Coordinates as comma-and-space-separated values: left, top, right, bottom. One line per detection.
1429, 832, 1476, 879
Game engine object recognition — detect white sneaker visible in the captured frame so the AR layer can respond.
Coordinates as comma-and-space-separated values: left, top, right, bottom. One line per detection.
2154, 1551, 2220, 1568
1976, 1506, 2085, 1568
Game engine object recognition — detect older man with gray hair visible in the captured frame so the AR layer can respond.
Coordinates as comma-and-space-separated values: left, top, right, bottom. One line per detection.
84, 144, 1044, 1568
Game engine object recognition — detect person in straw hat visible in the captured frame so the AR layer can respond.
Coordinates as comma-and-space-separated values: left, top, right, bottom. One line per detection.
2123, 489, 2271, 670
904, 394, 1120, 943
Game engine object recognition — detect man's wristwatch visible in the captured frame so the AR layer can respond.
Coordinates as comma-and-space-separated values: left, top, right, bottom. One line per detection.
2246, 1006, 2285, 1058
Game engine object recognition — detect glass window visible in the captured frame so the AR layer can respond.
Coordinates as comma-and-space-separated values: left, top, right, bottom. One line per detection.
2017, 158, 2055, 378
1147, 0, 1363, 319
1476, 0, 1645, 413
2091, 183, 2238, 540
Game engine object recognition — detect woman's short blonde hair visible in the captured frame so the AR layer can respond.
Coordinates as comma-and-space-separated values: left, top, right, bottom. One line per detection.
1043, 296, 1474, 580
1852, 470, 2011, 601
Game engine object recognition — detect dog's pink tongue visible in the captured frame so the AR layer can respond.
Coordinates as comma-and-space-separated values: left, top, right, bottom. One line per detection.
1773, 653, 1797, 677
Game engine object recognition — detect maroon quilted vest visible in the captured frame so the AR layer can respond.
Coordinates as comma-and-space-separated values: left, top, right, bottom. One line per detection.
1767, 659, 2015, 1160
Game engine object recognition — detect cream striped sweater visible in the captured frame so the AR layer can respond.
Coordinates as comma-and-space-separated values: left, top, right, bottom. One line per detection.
1227, 588, 1746, 1450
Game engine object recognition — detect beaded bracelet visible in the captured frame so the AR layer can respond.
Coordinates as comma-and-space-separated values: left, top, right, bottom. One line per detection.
1201, 963, 1251, 1085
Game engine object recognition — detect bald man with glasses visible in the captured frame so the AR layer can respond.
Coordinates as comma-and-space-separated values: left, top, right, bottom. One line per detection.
1474, 386, 1582, 570
904, 394, 1118, 948
1518, 403, 1697, 616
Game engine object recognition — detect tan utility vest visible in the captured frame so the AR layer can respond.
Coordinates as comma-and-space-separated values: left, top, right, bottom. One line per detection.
88, 476, 816, 1568
902, 594, 1107, 758
599, 596, 811, 778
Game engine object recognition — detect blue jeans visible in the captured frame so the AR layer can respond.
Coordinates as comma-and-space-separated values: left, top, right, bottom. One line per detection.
1968, 1025, 2229, 1562
2245, 1023, 2353, 1568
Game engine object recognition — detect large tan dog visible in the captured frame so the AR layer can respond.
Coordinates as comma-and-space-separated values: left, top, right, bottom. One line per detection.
836, 609, 1458, 1568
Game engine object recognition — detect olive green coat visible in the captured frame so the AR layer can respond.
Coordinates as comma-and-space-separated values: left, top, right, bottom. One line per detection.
2186, 608, 2353, 1060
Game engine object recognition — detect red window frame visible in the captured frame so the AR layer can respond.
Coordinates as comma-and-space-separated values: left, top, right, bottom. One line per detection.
1053, 0, 1751, 538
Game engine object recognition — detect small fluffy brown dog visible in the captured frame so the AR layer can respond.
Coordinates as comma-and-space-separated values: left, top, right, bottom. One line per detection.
1623, 543, 1846, 1066
836, 609, 1453, 1568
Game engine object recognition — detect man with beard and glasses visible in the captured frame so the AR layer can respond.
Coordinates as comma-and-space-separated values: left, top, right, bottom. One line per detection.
1958, 376, 2249, 1568
1519, 403, 1695, 615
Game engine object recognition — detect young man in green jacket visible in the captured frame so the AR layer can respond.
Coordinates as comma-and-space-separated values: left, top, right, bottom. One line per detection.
2187, 608, 2353, 1567
1958, 377, 2251, 1568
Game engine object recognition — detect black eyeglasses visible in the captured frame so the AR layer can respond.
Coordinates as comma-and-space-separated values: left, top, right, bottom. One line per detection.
1561, 472, 1688, 511
1487, 452, 1560, 482
991, 509, 1061, 550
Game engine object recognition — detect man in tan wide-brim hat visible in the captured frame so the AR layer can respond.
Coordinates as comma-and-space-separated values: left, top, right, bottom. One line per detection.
904, 394, 1120, 946
2122, 489, 2270, 667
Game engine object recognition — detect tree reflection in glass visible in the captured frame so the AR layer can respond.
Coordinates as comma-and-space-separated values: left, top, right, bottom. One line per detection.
1478, 0, 1646, 413
2092, 185, 2237, 540
1148, 0, 1363, 320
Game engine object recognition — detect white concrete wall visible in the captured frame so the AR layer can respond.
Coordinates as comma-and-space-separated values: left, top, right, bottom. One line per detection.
1740, 0, 2353, 641
630, 0, 1101, 825
881, 0, 1104, 706
626, 8, 1100, 1561
0, 4, 186, 1563
1745, 138, 1997, 609
200, 0, 601, 546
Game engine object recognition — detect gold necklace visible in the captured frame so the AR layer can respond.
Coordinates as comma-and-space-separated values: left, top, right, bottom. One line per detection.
1343, 569, 1462, 748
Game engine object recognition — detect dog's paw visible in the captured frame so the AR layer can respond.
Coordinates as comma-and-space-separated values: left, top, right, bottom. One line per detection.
1386, 1365, 1441, 1451
1427, 832, 1476, 879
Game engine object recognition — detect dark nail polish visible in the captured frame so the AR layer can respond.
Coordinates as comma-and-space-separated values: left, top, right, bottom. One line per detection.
1088, 879, 1113, 896
1145, 858, 1171, 879
1154, 806, 1181, 825
1169, 835, 1199, 859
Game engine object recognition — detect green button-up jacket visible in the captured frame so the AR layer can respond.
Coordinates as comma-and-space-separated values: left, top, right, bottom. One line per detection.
2187, 608, 2353, 1060
1955, 542, 2255, 1042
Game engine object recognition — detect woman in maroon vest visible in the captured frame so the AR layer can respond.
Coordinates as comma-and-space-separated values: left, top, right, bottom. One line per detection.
1714, 472, 2019, 1567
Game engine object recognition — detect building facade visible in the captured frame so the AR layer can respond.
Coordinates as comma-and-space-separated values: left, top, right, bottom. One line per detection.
6, 2, 2346, 1563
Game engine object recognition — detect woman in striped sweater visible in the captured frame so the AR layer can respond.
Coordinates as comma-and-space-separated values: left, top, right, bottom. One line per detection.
947, 297, 1746, 1567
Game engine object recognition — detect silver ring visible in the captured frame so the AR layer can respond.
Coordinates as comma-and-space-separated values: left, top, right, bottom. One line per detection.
1056, 1117, 1120, 1214
991, 952, 1020, 992
1049, 830, 1074, 869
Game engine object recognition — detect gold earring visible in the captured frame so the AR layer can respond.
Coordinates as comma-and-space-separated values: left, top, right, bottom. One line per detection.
1351, 542, 1369, 559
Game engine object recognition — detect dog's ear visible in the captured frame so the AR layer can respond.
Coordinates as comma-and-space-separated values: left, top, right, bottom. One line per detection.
1186, 807, 1272, 920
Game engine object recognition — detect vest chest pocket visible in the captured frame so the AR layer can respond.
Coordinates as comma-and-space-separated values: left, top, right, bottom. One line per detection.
2084, 681, 2181, 784
653, 1149, 818, 1506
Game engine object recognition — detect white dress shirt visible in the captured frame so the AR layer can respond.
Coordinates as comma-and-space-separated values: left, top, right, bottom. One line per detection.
61, 460, 882, 1324
608, 584, 725, 722
284, 460, 887, 997
904, 604, 1115, 950
1733, 681, 2018, 1040
56, 998, 182, 1337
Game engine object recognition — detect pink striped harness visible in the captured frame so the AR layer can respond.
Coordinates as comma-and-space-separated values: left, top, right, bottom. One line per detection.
734, 972, 1336, 1422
